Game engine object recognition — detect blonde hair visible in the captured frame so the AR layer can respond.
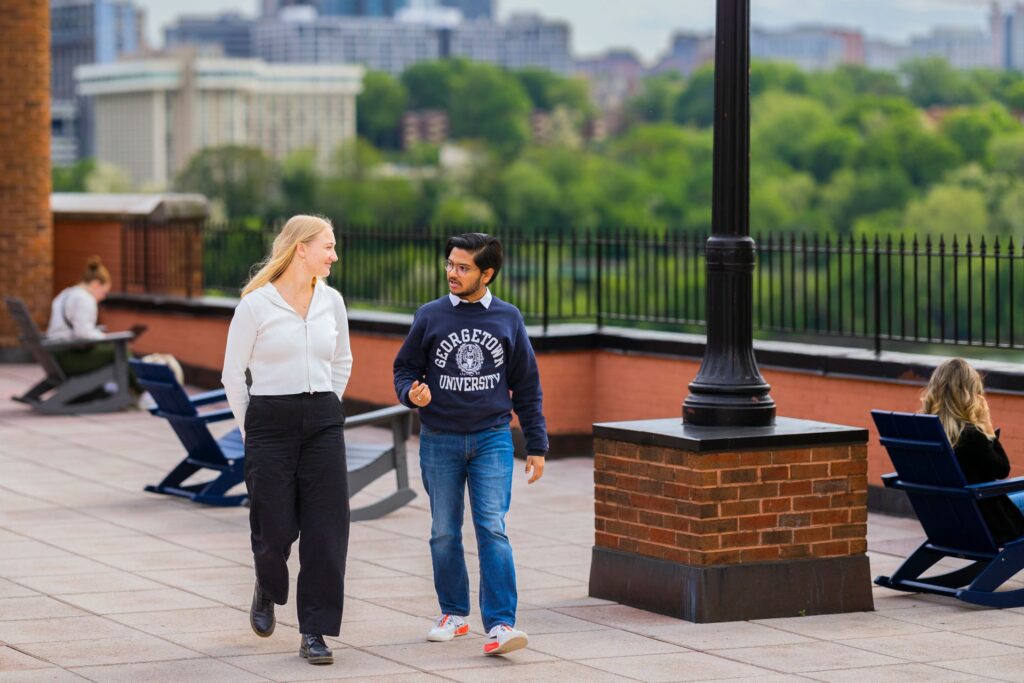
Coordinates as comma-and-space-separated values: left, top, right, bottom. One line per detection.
241, 215, 333, 297
82, 255, 110, 285
920, 357, 995, 446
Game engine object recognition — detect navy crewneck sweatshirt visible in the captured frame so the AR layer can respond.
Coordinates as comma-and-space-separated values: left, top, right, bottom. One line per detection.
393, 294, 548, 455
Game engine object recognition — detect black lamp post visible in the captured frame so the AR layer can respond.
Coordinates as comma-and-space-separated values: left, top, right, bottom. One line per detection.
683, 0, 775, 427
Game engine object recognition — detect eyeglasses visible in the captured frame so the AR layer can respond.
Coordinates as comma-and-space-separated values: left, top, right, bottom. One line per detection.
444, 259, 477, 276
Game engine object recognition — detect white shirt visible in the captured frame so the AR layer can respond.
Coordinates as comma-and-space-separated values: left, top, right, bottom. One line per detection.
46, 285, 103, 341
448, 289, 492, 308
221, 280, 353, 433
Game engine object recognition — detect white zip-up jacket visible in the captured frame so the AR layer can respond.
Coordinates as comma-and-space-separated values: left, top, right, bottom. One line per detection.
221, 280, 353, 434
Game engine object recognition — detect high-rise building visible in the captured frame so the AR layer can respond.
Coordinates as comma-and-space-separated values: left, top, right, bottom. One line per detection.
750, 25, 864, 71
51, 0, 145, 164
910, 27, 995, 70
165, 12, 254, 58
76, 55, 363, 188
993, 2, 1024, 71
651, 32, 714, 76
865, 39, 912, 71
253, 8, 569, 75
575, 49, 645, 113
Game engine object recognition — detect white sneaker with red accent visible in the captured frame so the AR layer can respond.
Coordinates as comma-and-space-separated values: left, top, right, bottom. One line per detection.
483, 624, 528, 655
427, 614, 469, 642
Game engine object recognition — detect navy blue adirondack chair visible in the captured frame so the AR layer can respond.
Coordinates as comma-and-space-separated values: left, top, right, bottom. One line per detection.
131, 360, 246, 506
872, 410, 1024, 608
132, 360, 418, 518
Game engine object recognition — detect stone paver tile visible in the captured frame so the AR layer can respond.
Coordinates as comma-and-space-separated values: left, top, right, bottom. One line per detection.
581, 651, 775, 682
362, 555, 436, 577
512, 544, 593, 569
536, 562, 592, 582
512, 567, 583, 591
804, 662, 990, 682
884, 604, 1024, 630
45, 535, 186, 556
869, 590, 932, 611
529, 629, 687, 660
642, 621, 815, 650
440, 660, 633, 682
136, 566, 254, 587
0, 530, 25, 543
108, 606, 248, 635
0, 509, 89, 529
557, 604, 690, 632
714, 641, 903, 673
344, 576, 437, 600
933, 653, 1024, 682
338, 597, 411, 624
13, 572, 165, 596
350, 675, 447, 682
17, 633, 197, 667
225, 648, 413, 681
90, 550, 233, 572
70, 658, 267, 683
205, 548, 255, 567
0, 542, 71, 560
330, 613, 436, 647
0, 646, 52, 671
512, 609, 608, 635
839, 629, 1022, 662
365, 637, 554, 671
0, 556, 117, 578
347, 537, 431, 560
160, 532, 251, 551
59, 588, 219, 615
183, 582, 257, 607
753, 611, 936, 640
0, 616, 138, 644
0, 597, 87, 621
340, 560, 406, 581
14, 522, 136, 541
517, 585, 615, 609
961, 624, 1024, 648
163, 627, 303, 657
0, 579, 38, 599
0, 669, 88, 681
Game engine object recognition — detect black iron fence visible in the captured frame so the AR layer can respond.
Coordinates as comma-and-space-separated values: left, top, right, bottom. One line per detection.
129, 221, 1024, 354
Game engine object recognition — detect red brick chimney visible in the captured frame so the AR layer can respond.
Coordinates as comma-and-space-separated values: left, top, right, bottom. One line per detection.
0, 3, 53, 349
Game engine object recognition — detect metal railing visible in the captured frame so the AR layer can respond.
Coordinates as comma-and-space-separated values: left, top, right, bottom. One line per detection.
126, 221, 1024, 354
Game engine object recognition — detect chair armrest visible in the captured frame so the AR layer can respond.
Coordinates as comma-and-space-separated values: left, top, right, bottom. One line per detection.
40, 331, 135, 351
966, 477, 1024, 498
882, 477, 973, 498
190, 389, 227, 407
881, 473, 898, 488
345, 404, 412, 429
198, 407, 235, 424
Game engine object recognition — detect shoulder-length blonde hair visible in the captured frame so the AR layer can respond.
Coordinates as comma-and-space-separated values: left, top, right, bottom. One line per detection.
920, 357, 995, 446
241, 215, 333, 297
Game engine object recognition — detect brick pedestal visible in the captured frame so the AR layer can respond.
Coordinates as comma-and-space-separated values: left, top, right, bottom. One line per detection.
589, 417, 873, 622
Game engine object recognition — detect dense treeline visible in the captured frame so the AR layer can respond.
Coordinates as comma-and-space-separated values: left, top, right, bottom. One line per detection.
54, 57, 1024, 237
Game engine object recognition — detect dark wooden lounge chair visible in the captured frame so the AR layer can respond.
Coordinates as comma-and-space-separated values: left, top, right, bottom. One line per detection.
5, 296, 134, 414
131, 360, 417, 518
872, 409, 1024, 608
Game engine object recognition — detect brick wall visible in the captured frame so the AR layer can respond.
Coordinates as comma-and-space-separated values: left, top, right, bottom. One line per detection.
53, 220, 124, 295
0, 3, 52, 344
593, 439, 868, 566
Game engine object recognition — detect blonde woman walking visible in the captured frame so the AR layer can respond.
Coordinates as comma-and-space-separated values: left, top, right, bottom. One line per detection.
222, 215, 352, 665
922, 358, 1024, 543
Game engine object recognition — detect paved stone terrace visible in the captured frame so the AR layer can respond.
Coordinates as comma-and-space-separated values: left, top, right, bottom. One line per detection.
1, 363, 1024, 682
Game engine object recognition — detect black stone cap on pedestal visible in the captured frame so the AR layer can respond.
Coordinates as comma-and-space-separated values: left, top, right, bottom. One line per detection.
592, 417, 868, 453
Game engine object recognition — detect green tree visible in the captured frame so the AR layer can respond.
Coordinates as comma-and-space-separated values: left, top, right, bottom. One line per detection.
903, 184, 989, 236
278, 149, 319, 218
626, 72, 685, 124
174, 145, 280, 220
987, 130, 1024, 176
52, 158, 96, 192
903, 58, 983, 107
941, 102, 1019, 164
751, 91, 831, 169
401, 59, 462, 110
799, 126, 860, 182
673, 65, 714, 127
357, 71, 408, 149
431, 193, 495, 225
498, 160, 562, 227
448, 63, 532, 157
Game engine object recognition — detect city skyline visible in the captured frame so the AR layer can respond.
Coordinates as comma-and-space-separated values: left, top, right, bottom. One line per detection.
135, 0, 992, 62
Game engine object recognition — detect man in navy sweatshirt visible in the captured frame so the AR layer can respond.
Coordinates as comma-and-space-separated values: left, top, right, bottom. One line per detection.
393, 233, 548, 656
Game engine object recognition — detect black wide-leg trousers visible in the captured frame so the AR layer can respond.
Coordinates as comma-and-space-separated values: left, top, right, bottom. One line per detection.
244, 392, 349, 636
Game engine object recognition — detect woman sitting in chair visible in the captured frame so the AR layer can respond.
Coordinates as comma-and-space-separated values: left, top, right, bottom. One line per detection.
922, 358, 1024, 543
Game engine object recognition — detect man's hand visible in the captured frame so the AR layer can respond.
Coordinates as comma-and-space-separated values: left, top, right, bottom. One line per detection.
409, 380, 432, 408
525, 455, 545, 484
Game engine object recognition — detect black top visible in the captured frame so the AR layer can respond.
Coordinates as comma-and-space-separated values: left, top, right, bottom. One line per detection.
953, 424, 1024, 544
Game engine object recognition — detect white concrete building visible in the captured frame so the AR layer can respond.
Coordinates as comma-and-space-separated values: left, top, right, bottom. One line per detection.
75, 55, 363, 188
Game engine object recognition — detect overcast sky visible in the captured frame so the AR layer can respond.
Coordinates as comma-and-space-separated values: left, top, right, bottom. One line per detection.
135, 0, 993, 62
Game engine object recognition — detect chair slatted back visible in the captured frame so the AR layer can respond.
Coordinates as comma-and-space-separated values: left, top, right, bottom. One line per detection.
131, 360, 228, 468
872, 410, 998, 554
5, 297, 66, 381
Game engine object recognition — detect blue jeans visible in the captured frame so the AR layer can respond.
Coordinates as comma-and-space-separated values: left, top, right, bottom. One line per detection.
418, 424, 516, 631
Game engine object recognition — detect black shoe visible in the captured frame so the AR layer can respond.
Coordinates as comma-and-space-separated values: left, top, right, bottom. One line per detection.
250, 581, 275, 638
299, 634, 333, 665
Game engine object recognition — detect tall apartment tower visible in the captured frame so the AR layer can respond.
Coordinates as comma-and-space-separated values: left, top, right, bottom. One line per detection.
50, 0, 145, 164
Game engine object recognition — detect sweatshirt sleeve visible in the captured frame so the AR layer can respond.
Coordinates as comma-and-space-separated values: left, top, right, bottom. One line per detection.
221, 298, 257, 435
508, 313, 548, 455
331, 292, 353, 398
68, 290, 104, 340
393, 309, 427, 409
